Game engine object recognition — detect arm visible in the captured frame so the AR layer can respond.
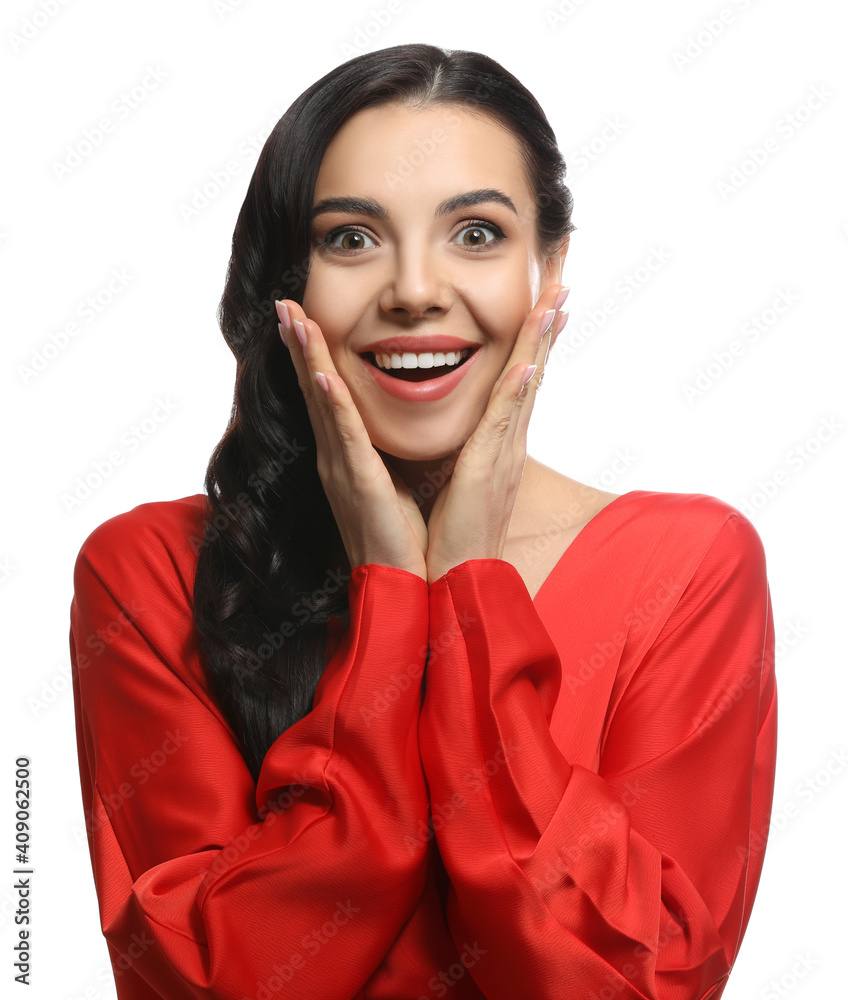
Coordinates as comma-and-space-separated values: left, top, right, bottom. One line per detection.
418, 512, 777, 1000
70, 512, 430, 1000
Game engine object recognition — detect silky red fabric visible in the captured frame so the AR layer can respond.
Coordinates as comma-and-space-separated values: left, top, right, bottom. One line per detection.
69, 489, 777, 999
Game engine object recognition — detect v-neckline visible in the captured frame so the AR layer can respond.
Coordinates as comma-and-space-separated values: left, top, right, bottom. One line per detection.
531, 489, 645, 608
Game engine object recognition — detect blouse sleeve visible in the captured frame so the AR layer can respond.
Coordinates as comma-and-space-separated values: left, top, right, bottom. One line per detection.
70, 511, 431, 1000
418, 511, 777, 1000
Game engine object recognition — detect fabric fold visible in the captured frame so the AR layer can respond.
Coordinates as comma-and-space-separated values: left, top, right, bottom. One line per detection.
418, 509, 777, 1000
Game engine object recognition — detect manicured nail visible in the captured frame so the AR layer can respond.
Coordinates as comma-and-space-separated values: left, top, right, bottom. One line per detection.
553, 310, 570, 336
521, 364, 537, 386
315, 371, 329, 393
554, 286, 570, 311
275, 300, 292, 331
538, 309, 556, 338
293, 319, 307, 348
278, 321, 289, 348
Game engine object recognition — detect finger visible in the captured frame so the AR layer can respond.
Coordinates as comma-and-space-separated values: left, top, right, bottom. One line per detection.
480, 286, 568, 462
488, 284, 568, 402
456, 359, 531, 475
276, 300, 334, 460
510, 305, 569, 446
504, 312, 568, 472
385, 462, 429, 552
278, 300, 387, 492
459, 287, 565, 472
280, 300, 352, 460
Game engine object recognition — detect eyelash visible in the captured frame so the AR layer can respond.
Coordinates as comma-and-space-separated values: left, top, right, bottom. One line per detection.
317, 219, 507, 255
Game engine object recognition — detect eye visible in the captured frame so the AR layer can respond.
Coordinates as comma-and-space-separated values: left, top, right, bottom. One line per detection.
320, 228, 377, 253
451, 220, 506, 250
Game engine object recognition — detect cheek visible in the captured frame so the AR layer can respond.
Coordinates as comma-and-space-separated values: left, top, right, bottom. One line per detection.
462, 263, 536, 344
301, 267, 359, 349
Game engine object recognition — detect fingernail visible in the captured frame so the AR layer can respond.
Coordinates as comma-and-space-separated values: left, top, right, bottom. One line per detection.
554, 286, 570, 311
315, 371, 329, 393
553, 310, 569, 336
278, 321, 289, 348
521, 364, 537, 386
275, 300, 292, 331
539, 309, 556, 338
293, 319, 307, 348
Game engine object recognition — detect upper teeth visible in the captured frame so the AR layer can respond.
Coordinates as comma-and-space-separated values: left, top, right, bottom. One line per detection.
374, 349, 470, 370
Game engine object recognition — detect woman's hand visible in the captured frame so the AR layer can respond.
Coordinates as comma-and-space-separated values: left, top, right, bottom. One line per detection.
424, 284, 569, 585
275, 299, 429, 582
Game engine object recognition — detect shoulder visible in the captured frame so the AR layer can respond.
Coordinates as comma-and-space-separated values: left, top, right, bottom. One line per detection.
621, 488, 749, 528
618, 489, 766, 565
72, 493, 211, 600
592, 489, 769, 645
604, 492, 771, 704
530, 468, 767, 584
542, 470, 767, 572
69, 495, 244, 750
532, 466, 756, 545
617, 491, 769, 640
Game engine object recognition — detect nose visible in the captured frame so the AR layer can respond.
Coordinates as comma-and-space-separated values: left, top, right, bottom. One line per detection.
377, 242, 452, 322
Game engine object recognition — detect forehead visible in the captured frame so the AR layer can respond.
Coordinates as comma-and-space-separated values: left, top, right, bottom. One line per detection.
312, 102, 534, 215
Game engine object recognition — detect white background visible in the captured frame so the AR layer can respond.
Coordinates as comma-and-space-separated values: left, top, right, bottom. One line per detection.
2, 0, 846, 997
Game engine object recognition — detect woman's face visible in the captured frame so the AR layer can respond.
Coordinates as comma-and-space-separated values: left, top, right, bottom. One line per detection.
301, 101, 565, 462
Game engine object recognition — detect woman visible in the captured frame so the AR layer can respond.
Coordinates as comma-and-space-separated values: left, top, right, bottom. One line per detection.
69, 43, 777, 999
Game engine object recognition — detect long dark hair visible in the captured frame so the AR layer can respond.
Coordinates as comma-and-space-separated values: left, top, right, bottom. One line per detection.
192, 43, 576, 781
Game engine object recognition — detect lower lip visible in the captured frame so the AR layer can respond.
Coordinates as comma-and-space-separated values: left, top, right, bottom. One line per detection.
359, 350, 482, 402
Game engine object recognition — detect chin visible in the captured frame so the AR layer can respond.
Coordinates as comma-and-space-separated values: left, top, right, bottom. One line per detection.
374, 429, 469, 465
376, 441, 459, 464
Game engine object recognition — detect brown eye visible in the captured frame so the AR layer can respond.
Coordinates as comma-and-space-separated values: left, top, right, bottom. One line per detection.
340, 232, 366, 250
321, 228, 376, 252
452, 222, 504, 249
463, 228, 487, 246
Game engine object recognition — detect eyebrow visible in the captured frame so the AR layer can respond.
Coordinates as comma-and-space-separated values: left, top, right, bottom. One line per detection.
310, 188, 519, 224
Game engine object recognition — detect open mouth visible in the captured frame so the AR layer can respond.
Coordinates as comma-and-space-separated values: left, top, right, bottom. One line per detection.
360, 348, 477, 382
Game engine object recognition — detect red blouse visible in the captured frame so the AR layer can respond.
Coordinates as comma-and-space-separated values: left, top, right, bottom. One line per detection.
69, 489, 777, 999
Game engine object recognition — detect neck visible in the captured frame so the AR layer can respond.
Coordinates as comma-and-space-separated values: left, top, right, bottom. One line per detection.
377, 447, 464, 523
378, 449, 541, 526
